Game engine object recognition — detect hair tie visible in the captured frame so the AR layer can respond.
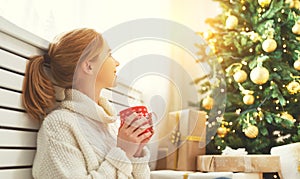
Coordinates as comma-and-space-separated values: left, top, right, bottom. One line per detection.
43, 53, 51, 64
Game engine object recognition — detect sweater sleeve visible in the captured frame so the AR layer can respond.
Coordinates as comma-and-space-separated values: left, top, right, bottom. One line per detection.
129, 147, 151, 179
32, 114, 133, 179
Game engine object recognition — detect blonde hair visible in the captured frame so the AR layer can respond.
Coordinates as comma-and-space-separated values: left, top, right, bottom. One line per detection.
22, 28, 104, 120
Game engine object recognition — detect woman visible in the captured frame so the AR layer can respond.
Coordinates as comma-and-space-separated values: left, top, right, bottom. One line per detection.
22, 28, 153, 178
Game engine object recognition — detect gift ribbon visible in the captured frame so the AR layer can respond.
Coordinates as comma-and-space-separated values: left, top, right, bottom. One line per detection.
173, 112, 180, 169
182, 135, 204, 142
183, 173, 189, 179
171, 130, 181, 144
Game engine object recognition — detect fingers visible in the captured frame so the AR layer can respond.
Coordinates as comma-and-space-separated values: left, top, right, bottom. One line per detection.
127, 116, 149, 132
123, 112, 139, 128
138, 131, 153, 142
132, 123, 152, 136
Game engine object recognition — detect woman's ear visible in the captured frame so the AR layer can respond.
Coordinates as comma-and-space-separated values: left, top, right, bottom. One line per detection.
81, 60, 94, 75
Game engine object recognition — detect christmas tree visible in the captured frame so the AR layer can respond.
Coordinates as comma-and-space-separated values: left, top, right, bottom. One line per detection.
197, 0, 300, 154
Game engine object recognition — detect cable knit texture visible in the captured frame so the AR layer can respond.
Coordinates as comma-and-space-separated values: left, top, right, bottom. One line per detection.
32, 89, 151, 179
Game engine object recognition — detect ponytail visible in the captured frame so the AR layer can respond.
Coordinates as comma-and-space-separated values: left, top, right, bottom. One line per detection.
22, 55, 56, 121
22, 28, 103, 120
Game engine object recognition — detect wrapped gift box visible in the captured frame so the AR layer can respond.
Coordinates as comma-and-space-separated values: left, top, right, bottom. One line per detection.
150, 170, 233, 179
232, 173, 262, 179
150, 170, 262, 179
197, 155, 281, 173
150, 170, 194, 179
271, 142, 300, 179
155, 147, 168, 170
165, 109, 206, 171
188, 172, 233, 179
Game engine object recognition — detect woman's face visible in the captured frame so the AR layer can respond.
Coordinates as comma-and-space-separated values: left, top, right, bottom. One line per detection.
96, 53, 120, 89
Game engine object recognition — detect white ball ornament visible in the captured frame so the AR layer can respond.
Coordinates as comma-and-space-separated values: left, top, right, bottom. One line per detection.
226, 15, 238, 30
262, 39, 277, 53
292, 22, 300, 35
233, 70, 248, 83
250, 66, 270, 85
294, 59, 300, 70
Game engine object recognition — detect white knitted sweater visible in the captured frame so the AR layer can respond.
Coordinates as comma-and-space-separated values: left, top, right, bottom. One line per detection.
32, 89, 151, 179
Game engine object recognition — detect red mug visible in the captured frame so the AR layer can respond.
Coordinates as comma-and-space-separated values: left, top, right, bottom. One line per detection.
119, 106, 154, 135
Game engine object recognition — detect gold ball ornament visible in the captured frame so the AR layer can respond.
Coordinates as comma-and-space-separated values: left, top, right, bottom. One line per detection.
203, 31, 213, 40
250, 66, 270, 85
243, 94, 255, 105
202, 96, 214, 110
226, 15, 238, 30
217, 125, 228, 138
281, 112, 295, 121
292, 22, 300, 35
294, 59, 300, 70
262, 39, 277, 53
244, 125, 259, 138
258, 0, 272, 7
233, 70, 248, 83
286, 81, 300, 94
286, 0, 300, 9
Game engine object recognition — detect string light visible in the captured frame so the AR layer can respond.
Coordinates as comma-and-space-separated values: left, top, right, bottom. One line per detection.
276, 106, 279, 110
232, 130, 235, 133
218, 57, 224, 63
278, 18, 281, 22
283, 44, 286, 48
249, 48, 253, 53
282, 37, 285, 41
281, 9, 285, 13
258, 8, 262, 13
217, 146, 221, 150
256, 96, 260, 99
259, 86, 263, 90
229, 122, 233, 125
236, 108, 242, 114
283, 49, 287, 53
241, 61, 247, 65
273, 68, 277, 72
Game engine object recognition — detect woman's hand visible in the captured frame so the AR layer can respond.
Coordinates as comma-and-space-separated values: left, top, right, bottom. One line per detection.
117, 113, 153, 158
133, 113, 154, 157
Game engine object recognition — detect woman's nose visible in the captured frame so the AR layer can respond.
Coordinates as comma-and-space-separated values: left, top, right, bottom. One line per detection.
115, 59, 120, 67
